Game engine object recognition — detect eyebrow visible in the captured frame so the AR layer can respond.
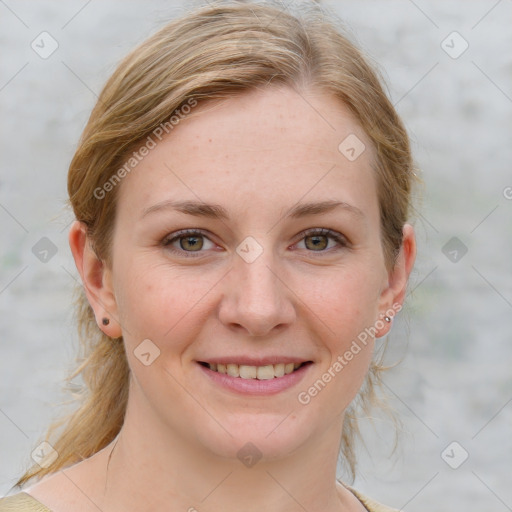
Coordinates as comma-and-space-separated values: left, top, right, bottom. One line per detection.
141, 199, 365, 221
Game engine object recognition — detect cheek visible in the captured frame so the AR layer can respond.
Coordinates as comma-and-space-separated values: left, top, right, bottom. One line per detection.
296, 265, 380, 387
114, 259, 214, 350
297, 263, 382, 339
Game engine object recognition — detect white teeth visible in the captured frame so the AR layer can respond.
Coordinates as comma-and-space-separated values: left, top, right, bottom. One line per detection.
239, 365, 257, 379
256, 365, 275, 380
274, 363, 285, 377
206, 362, 305, 379
226, 364, 240, 377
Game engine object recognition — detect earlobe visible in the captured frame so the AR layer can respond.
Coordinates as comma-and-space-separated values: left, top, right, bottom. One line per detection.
375, 223, 417, 338
68, 221, 123, 338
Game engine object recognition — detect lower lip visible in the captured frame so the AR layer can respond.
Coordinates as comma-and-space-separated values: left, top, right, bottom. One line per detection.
197, 362, 312, 396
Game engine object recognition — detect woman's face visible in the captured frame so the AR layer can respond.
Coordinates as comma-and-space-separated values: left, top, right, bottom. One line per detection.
94, 86, 411, 461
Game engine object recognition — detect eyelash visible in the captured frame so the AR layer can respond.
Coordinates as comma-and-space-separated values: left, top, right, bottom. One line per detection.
161, 228, 348, 258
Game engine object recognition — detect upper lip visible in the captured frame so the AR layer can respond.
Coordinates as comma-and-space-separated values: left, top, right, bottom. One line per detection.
197, 357, 312, 366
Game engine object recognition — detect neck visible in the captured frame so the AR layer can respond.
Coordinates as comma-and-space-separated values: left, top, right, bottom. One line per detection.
95, 388, 357, 512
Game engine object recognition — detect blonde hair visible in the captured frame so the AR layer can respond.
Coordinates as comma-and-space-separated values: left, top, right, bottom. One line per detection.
17, 0, 414, 487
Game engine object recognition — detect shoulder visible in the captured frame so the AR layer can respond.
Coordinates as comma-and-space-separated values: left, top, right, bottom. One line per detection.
348, 486, 400, 512
0, 493, 52, 512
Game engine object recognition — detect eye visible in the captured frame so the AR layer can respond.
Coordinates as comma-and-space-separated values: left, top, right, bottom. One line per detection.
162, 227, 348, 258
162, 229, 215, 257
294, 228, 348, 253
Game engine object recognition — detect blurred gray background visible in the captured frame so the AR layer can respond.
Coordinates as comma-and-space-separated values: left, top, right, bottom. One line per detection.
1, 1, 511, 510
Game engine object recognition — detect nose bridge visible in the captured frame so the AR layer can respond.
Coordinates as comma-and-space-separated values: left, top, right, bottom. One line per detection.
219, 244, 295, 336
239, 250, 280, 302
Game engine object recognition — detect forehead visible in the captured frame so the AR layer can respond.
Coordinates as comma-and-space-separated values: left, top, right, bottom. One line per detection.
116, 86, 379, 227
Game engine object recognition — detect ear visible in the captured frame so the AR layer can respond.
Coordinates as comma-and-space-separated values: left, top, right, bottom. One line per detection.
375, 223, 416, 338
68, 221, 122, 338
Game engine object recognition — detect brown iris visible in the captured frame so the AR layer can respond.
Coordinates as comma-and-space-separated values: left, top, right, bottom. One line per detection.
304, 234, 328, 251
180, 235, 204, 251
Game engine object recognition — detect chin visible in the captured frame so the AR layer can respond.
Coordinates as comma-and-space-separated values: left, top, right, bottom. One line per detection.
190, 408, 319, 464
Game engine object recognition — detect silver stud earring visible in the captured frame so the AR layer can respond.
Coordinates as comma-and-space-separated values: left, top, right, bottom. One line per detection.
384, 316, 391, 323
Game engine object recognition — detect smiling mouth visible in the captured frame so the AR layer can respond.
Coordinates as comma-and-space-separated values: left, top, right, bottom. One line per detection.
198, 361, 312, 380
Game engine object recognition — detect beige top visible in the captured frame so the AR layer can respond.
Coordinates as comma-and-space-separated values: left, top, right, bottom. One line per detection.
0, 488, 398, 512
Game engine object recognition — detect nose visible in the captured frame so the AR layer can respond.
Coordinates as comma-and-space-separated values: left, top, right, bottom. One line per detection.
218, 250, 296, 337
